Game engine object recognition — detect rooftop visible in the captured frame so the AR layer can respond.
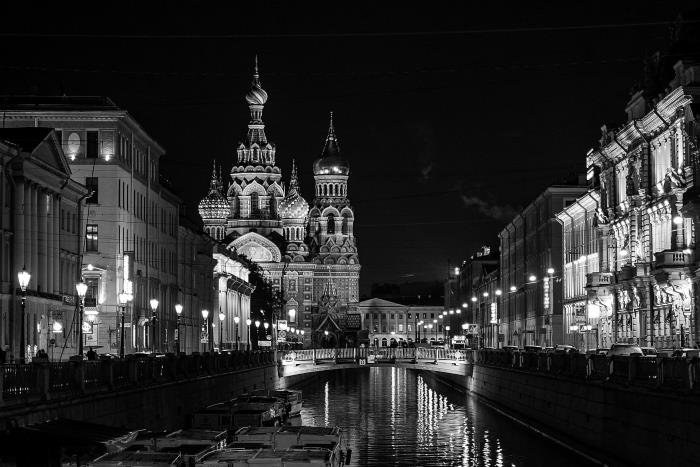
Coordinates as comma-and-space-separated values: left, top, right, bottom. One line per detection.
0, 95, 120, 111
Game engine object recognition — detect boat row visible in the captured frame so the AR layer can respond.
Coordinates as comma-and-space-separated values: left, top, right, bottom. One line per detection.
87, 388, 352, 466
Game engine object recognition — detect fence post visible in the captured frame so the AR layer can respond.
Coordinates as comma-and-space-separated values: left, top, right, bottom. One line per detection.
104, 359, 115, 389
73, 360, 86, 393
36, 362, 50, 400
128, 358, 139, 386
628, 355, 639, 384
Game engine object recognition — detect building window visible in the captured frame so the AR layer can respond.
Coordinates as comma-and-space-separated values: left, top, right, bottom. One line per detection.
85, 177, 98, 204
373, 313, 378, 320
86, 131, 99, 158
86, 224, 98, 252
327, 214, 335, 234
390, 314, 395, 319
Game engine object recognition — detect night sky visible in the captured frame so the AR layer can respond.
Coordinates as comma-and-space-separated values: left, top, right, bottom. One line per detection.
1, 2, 696, 295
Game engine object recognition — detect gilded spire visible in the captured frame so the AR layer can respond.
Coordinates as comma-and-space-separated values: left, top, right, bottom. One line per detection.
209, 160, 218, 191
326, 111, 337, 142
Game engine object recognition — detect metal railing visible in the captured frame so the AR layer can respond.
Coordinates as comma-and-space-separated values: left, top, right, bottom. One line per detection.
281, 347, 472, 364
476, 349, 700, 391
0, 350, 275, 407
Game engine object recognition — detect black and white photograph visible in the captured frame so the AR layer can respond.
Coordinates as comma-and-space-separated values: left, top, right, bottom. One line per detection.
0, 2, 699, 465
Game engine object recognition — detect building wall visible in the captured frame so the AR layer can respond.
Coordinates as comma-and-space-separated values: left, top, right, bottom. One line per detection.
588, 74, 700, 349
0, 130, 86, 361
499, 186, 587, 348
2, 105, 180, 356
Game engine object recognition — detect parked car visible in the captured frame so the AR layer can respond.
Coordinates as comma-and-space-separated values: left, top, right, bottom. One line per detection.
552, 345, 577, 354
640, 347, 658, 357
671, 348, 700, 358
502, 345, 519, 352
606, 343, 643, 357
523, 345, 544, 353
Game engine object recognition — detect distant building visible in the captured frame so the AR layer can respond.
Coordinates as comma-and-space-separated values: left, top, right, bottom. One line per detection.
198, 60, 360, 347
499, 182, 587, 347
358, 298, 443, 346
1, 96, 180, 355
0, 128, 87, 361
452, 246, 499, 346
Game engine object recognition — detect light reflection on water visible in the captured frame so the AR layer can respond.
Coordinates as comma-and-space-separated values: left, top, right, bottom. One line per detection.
294, 367, 595, 467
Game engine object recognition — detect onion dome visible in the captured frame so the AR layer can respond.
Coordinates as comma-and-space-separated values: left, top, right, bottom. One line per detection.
313, 112, 350, 176
198, 161, 229, 220
245, 55, 268, 106
279, 159, 309, 220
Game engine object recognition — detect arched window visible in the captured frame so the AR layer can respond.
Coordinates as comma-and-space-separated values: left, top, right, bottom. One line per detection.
250, 193, 259, 218
327, 214, 335, 235
381, 338, 388, 347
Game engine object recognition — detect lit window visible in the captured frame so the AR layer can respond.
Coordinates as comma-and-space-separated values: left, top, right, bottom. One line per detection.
86, 224, 98, 252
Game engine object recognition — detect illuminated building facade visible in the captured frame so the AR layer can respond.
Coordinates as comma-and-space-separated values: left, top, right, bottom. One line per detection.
1, 97, 180, 354
0, 128, 87, 361
199, 61, 360, 346
499, 183, 587, 347
586, 60, 700, 348
555, 191, 610, 350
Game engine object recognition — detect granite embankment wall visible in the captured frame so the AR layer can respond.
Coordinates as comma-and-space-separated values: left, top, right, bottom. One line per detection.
424, 364, 700, 467
3, 365, 279, 431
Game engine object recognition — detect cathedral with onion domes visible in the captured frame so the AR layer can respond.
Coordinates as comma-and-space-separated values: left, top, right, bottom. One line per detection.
198, 59, 361, 346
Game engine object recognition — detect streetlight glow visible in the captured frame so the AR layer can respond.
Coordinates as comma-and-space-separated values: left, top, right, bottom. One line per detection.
150, 298, 159, 311
471, 297, 477, 302
202, 309, 209, 320
462, 302, 468, 308
510, 285, 517, 292
528, 275, 536, 282
175, 304, 183, 315
547, 267, 555, 275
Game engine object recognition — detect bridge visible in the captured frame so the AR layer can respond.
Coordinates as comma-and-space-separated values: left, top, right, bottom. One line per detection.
279, 347, 472, 377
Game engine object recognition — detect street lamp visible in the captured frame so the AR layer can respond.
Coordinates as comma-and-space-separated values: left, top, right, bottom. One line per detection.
446, 326, 451, 347
528, 275, 537, 282
462, 302, 468, 309
288, 308, 296, 324
17, 267, 31, 363
175, 304, 183, 354
218, 310, 225, 351
118, 292, 129, 358
234, 316, 240, 350
202, 309, 210, 352
149, 298, 159, 353
76, 280, 88, 358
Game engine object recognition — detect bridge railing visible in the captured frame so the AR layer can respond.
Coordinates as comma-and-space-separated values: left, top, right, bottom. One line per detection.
0, 350, 276, 407
280, 347, 474, 365
477, 349, 700, 392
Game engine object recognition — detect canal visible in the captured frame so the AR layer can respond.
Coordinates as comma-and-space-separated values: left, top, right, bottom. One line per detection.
293, 367, 597, 466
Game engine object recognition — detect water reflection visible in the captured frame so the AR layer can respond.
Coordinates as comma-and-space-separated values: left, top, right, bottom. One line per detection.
295, 367, 594, 467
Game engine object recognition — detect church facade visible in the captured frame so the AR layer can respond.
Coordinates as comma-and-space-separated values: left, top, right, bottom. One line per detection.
198, 60, 361, 347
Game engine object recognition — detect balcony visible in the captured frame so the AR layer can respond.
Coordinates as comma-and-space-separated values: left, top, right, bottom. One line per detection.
654, 250, 692, 269
586, 272, 614, 288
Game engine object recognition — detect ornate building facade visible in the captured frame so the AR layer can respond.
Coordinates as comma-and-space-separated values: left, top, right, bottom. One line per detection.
199, 61, 360, 346
585, 60, 700, 349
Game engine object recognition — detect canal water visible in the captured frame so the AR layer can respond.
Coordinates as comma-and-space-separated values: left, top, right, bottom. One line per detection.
293, 367, 596, 467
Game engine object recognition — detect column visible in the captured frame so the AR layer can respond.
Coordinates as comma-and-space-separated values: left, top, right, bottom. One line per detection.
46, 193, 54, 294
23, 183, 31, 272
38, 190, 48, 292
53, 197, 60, 294
13, 181, 26, 277
30, 186, 38, 286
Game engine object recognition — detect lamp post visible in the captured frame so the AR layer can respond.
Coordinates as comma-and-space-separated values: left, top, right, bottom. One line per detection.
254, 320, 260, 349
246, 318, 252, 350
175, 304, 183, 354
149, 298, 159, 353
218, 310, 225, 351
446, 326, 451, 348
234, 316, 240, 350
118, 292, 129, 358
76, 280, 88, 358
201, 309, 209, 353
17, 267, 31, 363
